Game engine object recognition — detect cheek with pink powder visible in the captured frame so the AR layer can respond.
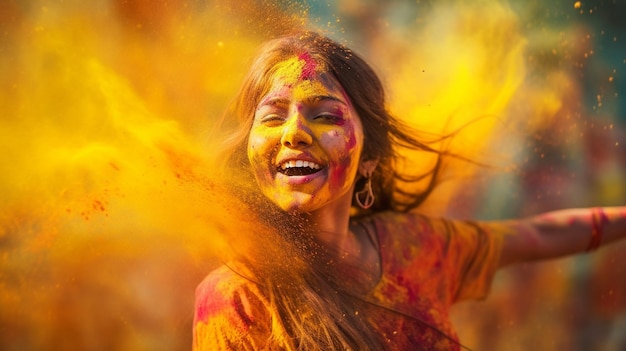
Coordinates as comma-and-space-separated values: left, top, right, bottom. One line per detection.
328, 157, 355, 191
323, 122, 361, 191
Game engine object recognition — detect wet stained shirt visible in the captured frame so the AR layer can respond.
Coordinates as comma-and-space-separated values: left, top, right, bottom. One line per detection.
193, 211, 504, 350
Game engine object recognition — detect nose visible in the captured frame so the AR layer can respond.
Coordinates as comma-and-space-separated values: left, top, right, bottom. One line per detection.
281, 113, 313, 148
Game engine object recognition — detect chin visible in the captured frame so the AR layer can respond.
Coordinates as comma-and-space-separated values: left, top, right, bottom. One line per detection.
273, 196, 319, 214
277, 202, 314, 214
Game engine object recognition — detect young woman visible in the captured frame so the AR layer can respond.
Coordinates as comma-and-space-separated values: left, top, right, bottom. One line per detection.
193, 31, 625, 350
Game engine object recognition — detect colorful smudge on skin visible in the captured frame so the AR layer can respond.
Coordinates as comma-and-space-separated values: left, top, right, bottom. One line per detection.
248, 54, 364, 213
298, 52, 318, 80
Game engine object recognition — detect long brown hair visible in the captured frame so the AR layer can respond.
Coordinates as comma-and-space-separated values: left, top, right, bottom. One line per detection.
215, 31, 455, 350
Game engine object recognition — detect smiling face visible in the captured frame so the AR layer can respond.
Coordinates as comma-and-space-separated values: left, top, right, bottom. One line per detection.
246, 54, 365, 214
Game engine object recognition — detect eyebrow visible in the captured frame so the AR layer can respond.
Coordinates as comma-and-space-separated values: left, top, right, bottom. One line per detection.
257, 95, 347, 108
309, 95, 346, 105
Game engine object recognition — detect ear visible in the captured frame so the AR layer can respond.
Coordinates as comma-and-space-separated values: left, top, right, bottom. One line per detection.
358, 158, 379, 177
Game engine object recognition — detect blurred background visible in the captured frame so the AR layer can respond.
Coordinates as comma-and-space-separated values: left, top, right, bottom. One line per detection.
0, 0, 624, 350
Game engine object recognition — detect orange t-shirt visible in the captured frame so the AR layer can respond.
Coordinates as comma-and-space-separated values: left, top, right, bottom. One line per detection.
193, 211, 503, 350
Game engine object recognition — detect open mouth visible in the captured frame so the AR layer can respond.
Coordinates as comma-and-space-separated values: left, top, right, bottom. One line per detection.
277, 160, 322, 176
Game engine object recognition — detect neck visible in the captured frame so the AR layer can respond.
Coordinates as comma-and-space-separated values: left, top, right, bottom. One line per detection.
304, 194, 381, 294
304, 191, 356, 256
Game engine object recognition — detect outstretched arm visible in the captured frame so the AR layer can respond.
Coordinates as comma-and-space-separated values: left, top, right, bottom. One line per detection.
496, 206, 626, 268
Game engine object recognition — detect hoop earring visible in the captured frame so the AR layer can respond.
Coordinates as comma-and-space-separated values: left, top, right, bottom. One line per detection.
355, 174, 375, 209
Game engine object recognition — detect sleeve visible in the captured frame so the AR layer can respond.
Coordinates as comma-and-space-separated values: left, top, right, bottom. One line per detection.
435, 218, 504, 302
193, 266, 274, 351
372, 211, 504, 305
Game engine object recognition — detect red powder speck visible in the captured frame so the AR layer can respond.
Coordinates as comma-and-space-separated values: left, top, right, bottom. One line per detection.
298, 52, 317, 80
92, 200, 106, 212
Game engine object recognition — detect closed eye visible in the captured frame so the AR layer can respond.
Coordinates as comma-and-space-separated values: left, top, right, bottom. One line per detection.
313, 113, 344, 125
259, 114, 286, 126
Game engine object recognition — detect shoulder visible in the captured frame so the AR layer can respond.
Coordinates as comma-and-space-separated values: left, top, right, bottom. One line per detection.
193, 265, 272, 350
194, 265, 268, 327
363, 211, 503, 302
364, 210, 442, 244
362, 210, 500, 269
367, 210, 434, 229
366, 210, 487, 243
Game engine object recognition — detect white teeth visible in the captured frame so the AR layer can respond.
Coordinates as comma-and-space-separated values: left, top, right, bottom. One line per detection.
279, 160, 321, 170
303, 161, 320, 169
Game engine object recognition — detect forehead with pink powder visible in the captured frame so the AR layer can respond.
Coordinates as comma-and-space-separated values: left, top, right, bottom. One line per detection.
297, 52, 318, 80
264, 52, 355, 110
268, 52, 330, 85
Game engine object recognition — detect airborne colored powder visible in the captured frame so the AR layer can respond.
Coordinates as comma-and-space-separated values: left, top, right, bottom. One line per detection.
1, 1, 625, 351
